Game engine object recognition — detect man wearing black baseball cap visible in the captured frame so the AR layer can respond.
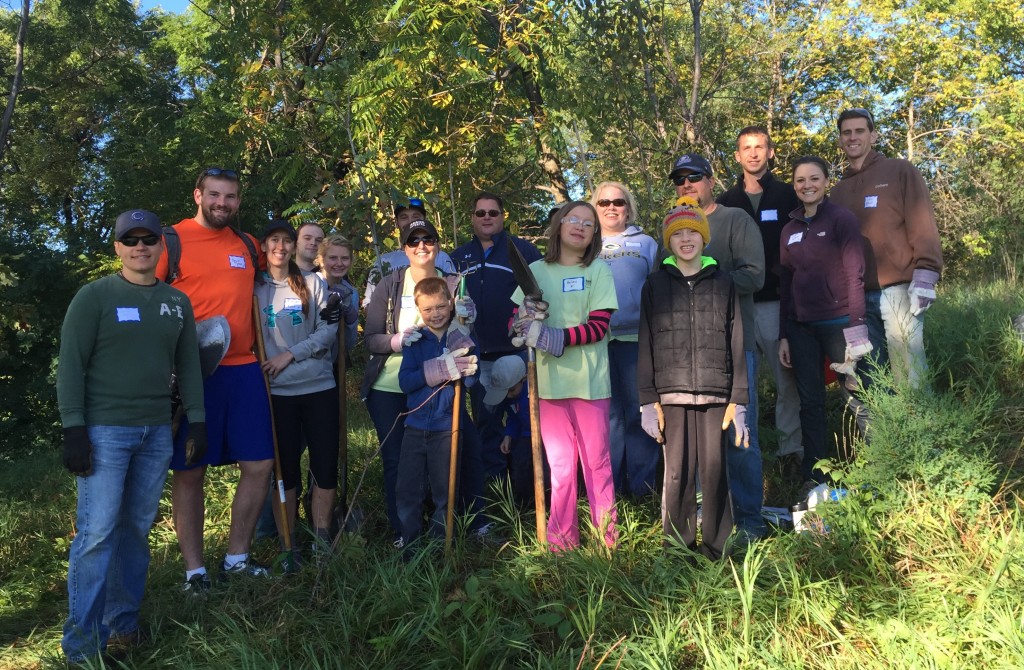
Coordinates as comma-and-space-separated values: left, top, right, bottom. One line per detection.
58, 210, 206, 663
829, 107, 943, 389
668, 153, 768, 545
362, 196, 457, 307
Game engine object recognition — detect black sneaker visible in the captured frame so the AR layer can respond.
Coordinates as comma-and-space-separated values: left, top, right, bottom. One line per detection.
182, 573, 211, 596
219, 557, 271, 581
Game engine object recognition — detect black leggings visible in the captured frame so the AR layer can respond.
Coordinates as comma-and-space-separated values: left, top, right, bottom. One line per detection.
271, 388, 340, 491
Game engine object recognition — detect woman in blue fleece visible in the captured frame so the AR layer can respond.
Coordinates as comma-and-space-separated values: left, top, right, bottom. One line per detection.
591, 181, 661, 497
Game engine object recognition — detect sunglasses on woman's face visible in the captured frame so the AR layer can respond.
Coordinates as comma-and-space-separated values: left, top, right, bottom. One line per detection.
406, 236, 438, 248
596, 198, 627, 208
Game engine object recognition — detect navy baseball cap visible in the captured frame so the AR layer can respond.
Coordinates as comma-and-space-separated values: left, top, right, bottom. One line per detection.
669, 154, 713, 180
114, 210, 162, 240
261, 219, 297, 241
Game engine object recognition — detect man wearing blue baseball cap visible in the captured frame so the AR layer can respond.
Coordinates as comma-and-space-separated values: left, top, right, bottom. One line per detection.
57, 210, 206, 664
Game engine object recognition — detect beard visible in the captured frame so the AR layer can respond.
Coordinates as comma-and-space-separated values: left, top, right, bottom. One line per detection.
201, 203, 237, 230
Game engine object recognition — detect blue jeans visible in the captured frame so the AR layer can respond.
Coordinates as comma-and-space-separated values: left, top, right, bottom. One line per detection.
62, 424, 172, 662
607, 340, 661, 496
725, 351, 766, 537
364, 390, 408, 538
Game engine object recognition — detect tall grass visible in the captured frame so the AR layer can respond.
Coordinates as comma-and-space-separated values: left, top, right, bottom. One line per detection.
1, 276, 1023, 669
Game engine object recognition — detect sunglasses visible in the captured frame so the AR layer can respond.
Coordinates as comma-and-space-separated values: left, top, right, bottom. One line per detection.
202, 167, 239, 180
119, 234, 161, 247
406, 236, 438, 248
671, 173, 706, 186
596, 198, 627, 208
474, 209, 502, 218
563, 216, 595, 229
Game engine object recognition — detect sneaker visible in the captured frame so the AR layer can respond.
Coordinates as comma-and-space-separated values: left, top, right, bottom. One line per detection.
219, 557, 271, 581
182, 573, 211, 596
392, 537, 405, 550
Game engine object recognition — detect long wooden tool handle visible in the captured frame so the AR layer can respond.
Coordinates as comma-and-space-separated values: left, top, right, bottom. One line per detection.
252, 296, 292, 552
445, 380, 462, 556
527, 348, 546, 547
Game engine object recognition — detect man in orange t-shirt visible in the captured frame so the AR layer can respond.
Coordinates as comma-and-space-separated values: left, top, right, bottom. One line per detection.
157, 168, 275, 592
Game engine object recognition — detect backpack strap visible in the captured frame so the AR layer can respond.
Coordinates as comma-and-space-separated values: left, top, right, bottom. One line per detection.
162, 224, 259, 284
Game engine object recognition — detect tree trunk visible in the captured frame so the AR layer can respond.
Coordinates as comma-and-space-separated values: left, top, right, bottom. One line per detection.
687, 0, 703, 142
0, 0, 30, 163
521, 69, 569, 203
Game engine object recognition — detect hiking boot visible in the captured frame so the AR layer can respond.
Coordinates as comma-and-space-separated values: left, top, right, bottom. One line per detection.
219, 557, 271, 582
392, 536, 405, 550
106, 628, 150, 656
182, 573, 212, 596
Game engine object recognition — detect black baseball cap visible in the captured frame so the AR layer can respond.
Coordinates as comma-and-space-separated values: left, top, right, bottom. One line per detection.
261, 219, 297, 241
394, 197, 427, 218
114, 210, 162, 240
399, 219, 439, 245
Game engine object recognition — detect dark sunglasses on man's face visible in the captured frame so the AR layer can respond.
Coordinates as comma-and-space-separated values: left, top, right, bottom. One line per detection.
202, 167, 239, 180
596, 198, 627, 208
474, 209, 501, 218
406, 236, 438, 248
120, 235, 161, 247
672, 173, 706, 186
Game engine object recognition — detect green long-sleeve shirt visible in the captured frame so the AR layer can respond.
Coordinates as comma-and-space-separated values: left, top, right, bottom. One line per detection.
56, 273, 205, 428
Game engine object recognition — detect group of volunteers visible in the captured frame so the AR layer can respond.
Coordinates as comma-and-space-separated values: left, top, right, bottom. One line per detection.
55, 106, 942, 664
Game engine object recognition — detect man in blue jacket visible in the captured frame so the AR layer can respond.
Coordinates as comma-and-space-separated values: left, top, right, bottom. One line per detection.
452, 192, 541, 484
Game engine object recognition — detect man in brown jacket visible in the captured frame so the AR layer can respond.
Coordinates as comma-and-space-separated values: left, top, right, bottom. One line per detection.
830, 108, 943, 389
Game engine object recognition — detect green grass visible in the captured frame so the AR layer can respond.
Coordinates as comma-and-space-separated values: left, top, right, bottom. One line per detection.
2, 277, 1024, 669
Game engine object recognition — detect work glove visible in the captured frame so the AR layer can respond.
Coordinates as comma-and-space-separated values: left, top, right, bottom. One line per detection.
640, 402, 665, 444
319, 294, 342, 325
722, 404, 750, 448
423, 347, 478, 387
521, 320, 565, 357
62, 426, 92, 476
446, 321, 475, 352
185, 421, 208, 466
390, 325, 422, 352
908, 268, 939, 317
829, 324, 873, 377
522, 297, 549, 320
454, 296, 477, 324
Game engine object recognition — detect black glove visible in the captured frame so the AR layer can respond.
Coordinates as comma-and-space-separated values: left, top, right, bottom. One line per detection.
62, 426, 93, 476
320, 294, 342, 324
185, 421, 208, 466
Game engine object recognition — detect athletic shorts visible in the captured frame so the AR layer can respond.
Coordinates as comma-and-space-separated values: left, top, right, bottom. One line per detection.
171, 362, 274, 469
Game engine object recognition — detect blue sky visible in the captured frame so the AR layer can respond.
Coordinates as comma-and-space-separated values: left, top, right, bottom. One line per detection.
139, 0, 191, 13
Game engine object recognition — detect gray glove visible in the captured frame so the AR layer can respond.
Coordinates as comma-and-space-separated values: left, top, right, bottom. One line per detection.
830, 324, 873, 377
908, 269, 939, 316
454, 296, 477, 324
390, 325, 422, 352
641, 403, 664, 444
523, 320, 564, 357
722, 404, 750, 448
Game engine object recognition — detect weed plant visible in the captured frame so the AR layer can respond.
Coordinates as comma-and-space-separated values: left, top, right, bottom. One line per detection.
2, 277, 1023, 669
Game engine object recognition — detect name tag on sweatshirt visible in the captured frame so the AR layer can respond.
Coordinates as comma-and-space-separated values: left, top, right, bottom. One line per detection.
787, 232, 804, 245
283, 298, 302, 312
116, 307, 141, 322
864, 195, 878, 208
228, 254, 247, 269
761, 209, 778, 222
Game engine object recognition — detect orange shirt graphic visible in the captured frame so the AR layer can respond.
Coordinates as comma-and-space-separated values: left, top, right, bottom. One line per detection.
156, 218, 263, 365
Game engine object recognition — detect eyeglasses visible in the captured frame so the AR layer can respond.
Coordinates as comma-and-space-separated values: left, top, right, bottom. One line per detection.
563, 216, 595, 229
406, 236, 438, 248
596, 198, 627, 208
201, 167, 239, 180
671, 173, 706, 186
474, 209, 502, 218
119, 234, 161, 247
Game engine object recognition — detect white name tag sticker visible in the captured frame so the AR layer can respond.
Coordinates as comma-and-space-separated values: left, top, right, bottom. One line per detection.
864, 196, 878, 208
116, 307, 141, 322
401, 295, 416, 309
625, 241, 642, 248
283, 298, 302, 311
228, 255, 247, 269
562, 276, 585, 292
787, 232, 804, 245
761, 209, 778, 222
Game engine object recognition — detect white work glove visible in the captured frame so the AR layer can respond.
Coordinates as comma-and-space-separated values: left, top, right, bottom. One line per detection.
515, 320, 565, 357
640, 402, 665, 444
446, 321, 475, 352
907, 269, 939, 317
722, 403, 750, 448
423, 347, 478, 387
454, 296, 477, 324
829, 324, 873, 377
390, 325, 422, 352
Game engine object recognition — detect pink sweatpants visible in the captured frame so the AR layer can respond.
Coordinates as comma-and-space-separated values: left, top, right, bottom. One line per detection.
539, 398, 618, 551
